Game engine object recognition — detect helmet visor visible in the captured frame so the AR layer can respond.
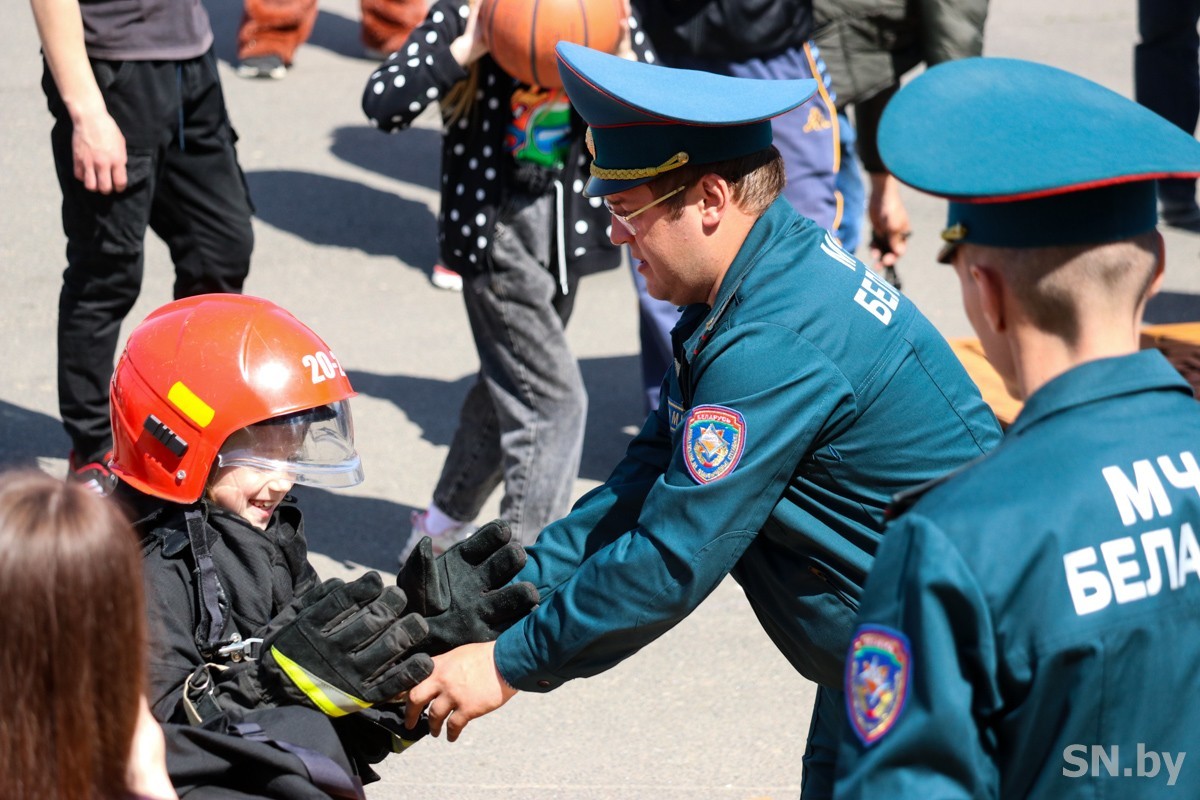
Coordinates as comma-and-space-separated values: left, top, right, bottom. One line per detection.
215, 400, 364, 489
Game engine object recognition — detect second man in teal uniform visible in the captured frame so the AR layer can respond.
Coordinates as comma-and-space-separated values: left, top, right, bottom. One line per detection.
835, 57, 1200, 798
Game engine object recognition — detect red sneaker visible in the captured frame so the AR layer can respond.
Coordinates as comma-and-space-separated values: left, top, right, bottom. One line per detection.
68, 450, 116, 496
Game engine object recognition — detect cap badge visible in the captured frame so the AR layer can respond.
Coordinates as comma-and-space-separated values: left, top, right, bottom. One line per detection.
941, 222, 968, 243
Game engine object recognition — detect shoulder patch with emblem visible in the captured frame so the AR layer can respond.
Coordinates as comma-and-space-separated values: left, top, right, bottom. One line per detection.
682, 404, 745, 484
846, 624, 911, 746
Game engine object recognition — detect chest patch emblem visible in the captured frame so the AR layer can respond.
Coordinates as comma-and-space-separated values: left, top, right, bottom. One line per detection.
682, 405, 745, 484
846, 625, 911, 746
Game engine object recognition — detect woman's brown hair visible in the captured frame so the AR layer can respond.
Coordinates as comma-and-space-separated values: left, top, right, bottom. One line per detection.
0, 470, 147, 800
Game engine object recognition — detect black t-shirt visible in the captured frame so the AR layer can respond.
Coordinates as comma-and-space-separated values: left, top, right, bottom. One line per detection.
632, 0, 814, 60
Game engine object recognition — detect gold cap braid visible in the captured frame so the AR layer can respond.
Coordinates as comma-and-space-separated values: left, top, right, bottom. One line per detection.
586, 128, 690, 181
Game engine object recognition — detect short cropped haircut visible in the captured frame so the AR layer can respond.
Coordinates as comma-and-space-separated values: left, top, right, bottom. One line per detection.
961, 231, 1161, 345
0, 470, 146, 800
650, 145, 786, 218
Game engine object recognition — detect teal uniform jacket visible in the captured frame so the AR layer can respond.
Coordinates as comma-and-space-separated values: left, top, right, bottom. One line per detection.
836, 351, 1200, 798
493, 198, 1001, 692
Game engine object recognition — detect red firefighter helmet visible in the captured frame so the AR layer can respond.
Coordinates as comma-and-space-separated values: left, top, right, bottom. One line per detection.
110, 294, 362, 503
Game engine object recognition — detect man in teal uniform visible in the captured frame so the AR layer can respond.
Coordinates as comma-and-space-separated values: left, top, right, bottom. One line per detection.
835, 58, 1200, 798
405, 43, 1002, 796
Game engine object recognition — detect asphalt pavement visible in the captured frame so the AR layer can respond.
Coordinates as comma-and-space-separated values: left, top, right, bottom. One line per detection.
2, 0, 1198, 797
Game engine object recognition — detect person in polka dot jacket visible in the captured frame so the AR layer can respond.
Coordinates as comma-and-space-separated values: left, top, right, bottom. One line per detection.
362, 0, 653, 558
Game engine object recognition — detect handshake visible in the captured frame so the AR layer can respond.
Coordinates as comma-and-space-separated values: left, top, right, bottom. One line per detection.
260, 519, 537, 717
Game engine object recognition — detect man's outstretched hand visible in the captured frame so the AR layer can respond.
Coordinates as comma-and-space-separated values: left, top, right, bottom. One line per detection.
403, 641, 519, 742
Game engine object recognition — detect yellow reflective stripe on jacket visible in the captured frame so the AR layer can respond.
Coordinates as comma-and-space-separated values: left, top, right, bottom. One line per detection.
271, 646, 370, 717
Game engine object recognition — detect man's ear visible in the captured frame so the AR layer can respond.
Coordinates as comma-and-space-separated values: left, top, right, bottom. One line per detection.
697, 174, 731, 226
970, 263, 1007, 335
1146, 230, 1167, 300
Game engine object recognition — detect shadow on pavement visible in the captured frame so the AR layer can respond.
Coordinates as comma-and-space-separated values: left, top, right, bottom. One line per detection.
350, 352, 642, 484
0, 400, 68, 468
330, 125, 442, 193
291, 484, 415, 572
245, 170, 438, 267
347, 369, 470, 448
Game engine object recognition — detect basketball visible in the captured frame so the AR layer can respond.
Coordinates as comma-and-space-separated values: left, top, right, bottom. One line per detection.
480, 0, 627, 89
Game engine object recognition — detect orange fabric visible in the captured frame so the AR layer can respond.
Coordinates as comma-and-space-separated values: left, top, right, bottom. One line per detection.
238, 0, 427, 61
950, 323, 1200, 428
238, 0, 319, 62
948, 338, 1024, 428
360, 0, 428, 55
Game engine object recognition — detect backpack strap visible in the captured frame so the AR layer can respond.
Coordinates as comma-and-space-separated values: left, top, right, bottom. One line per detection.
183, 508, 235, 660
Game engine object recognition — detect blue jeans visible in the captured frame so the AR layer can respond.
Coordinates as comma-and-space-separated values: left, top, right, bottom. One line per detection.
433, 192, 586, 545
1135, 0, 1200, 207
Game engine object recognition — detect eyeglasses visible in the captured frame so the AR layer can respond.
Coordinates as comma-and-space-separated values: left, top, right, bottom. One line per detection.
604, 185, 687, 235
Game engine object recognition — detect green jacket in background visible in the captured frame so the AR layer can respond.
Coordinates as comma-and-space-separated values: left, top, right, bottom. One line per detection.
812, 0, 988, 170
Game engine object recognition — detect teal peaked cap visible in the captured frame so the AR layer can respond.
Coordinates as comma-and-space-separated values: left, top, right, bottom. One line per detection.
878, 57, 1200, 260
555, 42, 817, 196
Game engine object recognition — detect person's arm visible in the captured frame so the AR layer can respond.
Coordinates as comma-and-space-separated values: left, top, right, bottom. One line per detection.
853, 86, 911, 274
29, 0, 126, 193
867, 171, 911, 273
407, 323, 854, 738
361, 0, 482, 131
834, 513, 1002, 798
519, 398, 675, 600
126, 697, 179, 800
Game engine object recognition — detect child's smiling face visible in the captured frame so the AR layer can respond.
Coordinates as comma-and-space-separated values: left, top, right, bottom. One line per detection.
208, 422, 305, 529
208, 463, 294, 530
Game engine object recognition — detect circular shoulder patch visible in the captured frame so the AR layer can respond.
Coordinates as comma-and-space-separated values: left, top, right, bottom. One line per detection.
845, 624, 912, 747
682, 404, 746, 484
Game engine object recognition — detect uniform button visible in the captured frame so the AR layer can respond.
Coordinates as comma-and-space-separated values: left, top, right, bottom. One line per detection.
537, 680, 550, 688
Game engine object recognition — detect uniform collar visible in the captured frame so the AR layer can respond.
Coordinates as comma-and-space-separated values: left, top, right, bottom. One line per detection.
680, 197, 795, 357
1007, 350, 1191, 437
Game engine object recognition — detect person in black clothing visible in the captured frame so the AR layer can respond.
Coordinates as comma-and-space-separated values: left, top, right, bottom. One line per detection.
30, 0, 255, 493
108, 294, 536, 798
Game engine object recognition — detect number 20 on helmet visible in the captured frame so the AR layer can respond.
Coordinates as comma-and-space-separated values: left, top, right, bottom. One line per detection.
109, 294, 364, 504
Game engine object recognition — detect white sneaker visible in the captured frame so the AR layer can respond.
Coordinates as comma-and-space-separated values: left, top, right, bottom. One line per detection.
398, 509, 475, 566
430, 264, 464, 292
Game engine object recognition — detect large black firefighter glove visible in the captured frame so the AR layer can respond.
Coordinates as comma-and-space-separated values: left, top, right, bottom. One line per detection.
261, 571, 434, 716
397, 519, 539, 655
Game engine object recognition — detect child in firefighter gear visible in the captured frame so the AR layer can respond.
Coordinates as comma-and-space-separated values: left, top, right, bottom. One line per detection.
109, 293, 537, 796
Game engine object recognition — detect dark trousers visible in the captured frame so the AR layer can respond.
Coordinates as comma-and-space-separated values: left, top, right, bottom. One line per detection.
1135, 0, 1200, 206
43, 51, 254, 462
